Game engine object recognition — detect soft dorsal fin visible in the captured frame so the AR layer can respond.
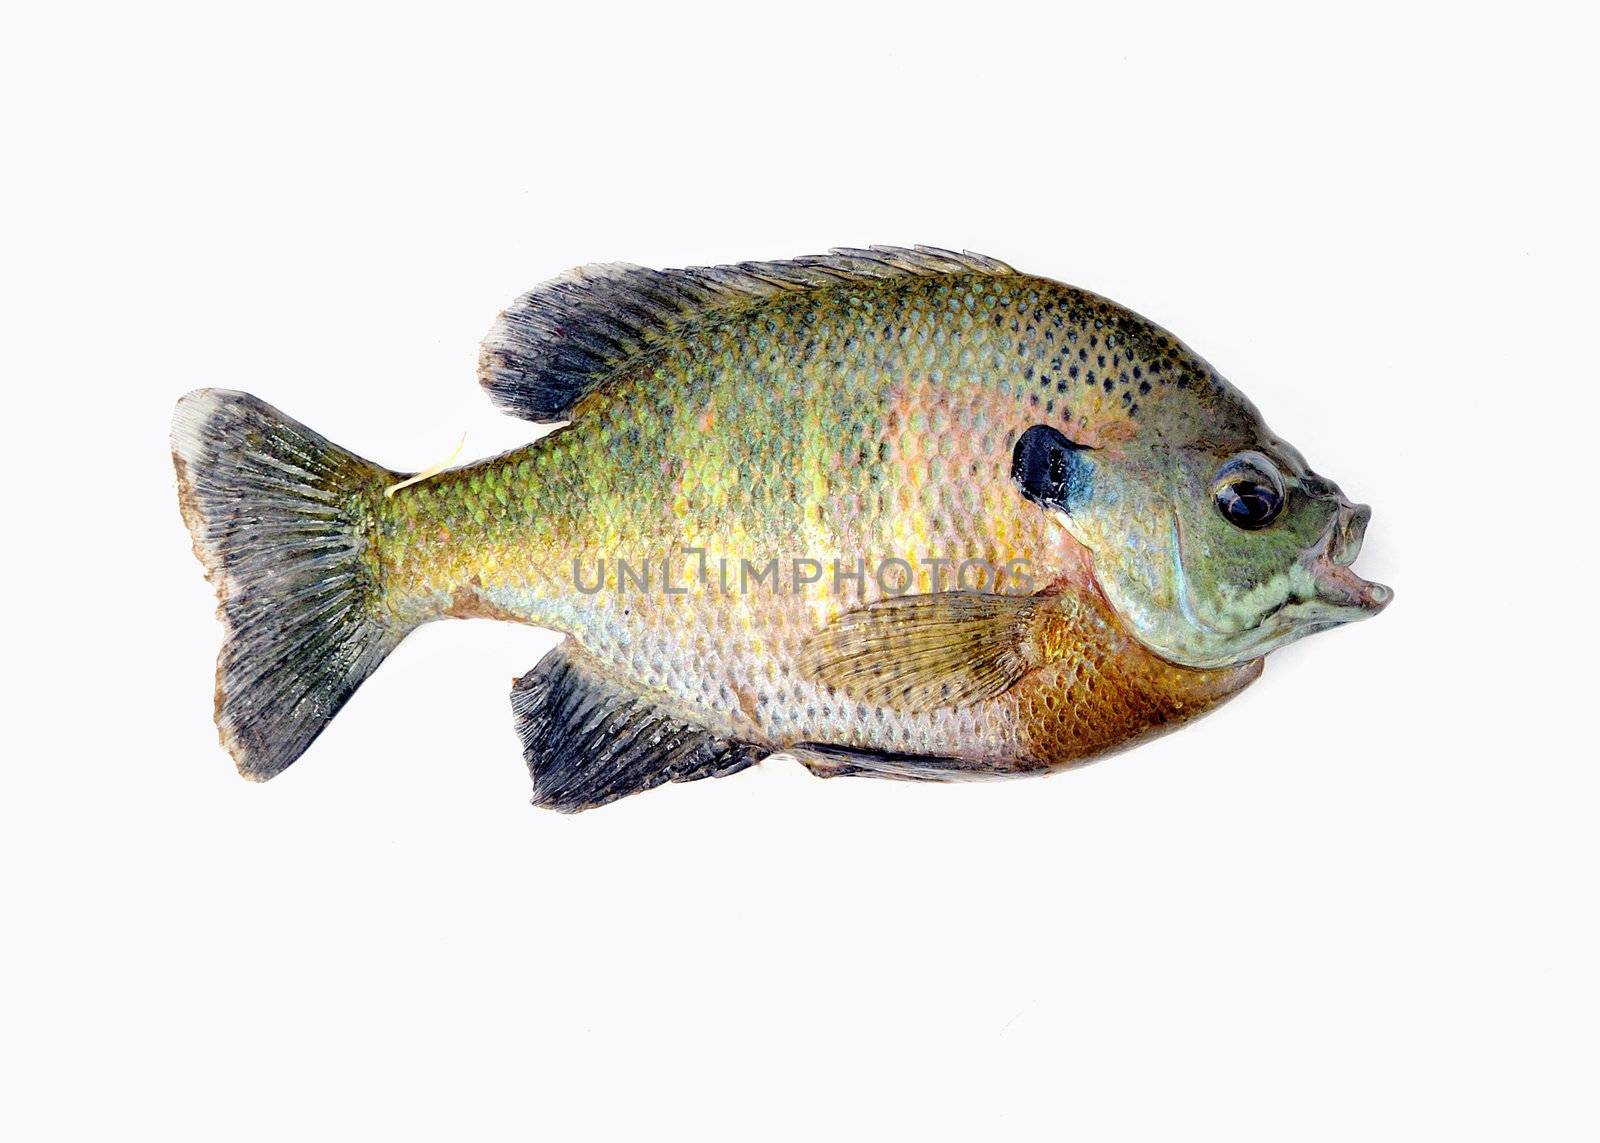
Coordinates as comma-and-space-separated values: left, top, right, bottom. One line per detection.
477, 245, 1016, 422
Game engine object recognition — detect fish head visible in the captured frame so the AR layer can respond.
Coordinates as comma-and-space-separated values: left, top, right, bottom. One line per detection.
1017, 401, 1390, 669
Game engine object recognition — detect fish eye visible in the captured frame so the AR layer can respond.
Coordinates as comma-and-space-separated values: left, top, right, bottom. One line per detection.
1213, 452, 1285, 530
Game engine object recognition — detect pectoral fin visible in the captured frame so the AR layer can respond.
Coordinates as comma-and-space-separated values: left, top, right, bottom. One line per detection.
796, 592, 1044, 712
512, 646, 766, 812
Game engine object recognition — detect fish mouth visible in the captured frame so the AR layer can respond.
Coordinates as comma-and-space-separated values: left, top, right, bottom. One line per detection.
1286, 501, 1392, 623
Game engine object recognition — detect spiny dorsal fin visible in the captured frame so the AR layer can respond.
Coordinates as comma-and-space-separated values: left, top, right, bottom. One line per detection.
511, 644, 767, 812
477, 245, 1016, 422
796, 591, 1045, 713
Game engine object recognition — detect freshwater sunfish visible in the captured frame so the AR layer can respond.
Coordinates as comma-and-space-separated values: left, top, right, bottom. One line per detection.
172, 246, 1389, 811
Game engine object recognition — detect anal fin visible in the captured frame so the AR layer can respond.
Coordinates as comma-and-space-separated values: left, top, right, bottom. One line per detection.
511, 645, 766, 812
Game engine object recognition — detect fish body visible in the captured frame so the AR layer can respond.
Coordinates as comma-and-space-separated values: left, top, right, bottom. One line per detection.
172, 247, 1388, 810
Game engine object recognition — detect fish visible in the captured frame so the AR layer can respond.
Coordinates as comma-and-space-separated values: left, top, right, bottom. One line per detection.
171, 245, 1390, 812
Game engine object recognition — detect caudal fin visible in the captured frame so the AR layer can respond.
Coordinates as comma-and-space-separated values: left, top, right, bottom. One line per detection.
171, 389, 407, 780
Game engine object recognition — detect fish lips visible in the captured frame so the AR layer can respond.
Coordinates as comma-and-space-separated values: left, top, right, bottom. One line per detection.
1289, 501, 1392, 622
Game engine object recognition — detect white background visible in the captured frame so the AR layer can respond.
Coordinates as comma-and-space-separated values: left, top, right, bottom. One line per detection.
5, 3, 1595, 1140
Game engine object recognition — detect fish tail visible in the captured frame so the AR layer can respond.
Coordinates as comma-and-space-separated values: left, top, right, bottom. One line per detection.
171, 389, 410, 781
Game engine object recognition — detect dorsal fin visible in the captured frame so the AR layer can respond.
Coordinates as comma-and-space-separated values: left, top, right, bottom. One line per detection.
477, 245, 1016, 422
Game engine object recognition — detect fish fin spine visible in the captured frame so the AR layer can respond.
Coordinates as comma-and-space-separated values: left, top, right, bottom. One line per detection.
171, 388, 410, 780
